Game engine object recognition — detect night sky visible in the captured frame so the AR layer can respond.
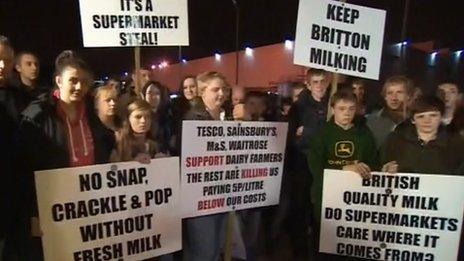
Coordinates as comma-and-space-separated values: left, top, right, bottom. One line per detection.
1, 0, 463, 80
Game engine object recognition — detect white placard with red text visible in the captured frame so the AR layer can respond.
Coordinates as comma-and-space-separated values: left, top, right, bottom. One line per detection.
181, 121, 288, 218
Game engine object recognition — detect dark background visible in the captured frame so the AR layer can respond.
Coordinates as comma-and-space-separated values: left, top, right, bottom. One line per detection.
1, 0, 463, 91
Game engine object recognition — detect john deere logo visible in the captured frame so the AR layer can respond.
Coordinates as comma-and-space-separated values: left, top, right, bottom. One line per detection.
335, 141, 354, 158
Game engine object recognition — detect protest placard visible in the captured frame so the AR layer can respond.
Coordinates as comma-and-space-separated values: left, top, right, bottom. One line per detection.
35, 158, 181, 261
294, 0, 386, 80
320, 170, 464, 260
78, 0, 188, 47
181, 121, 288, 218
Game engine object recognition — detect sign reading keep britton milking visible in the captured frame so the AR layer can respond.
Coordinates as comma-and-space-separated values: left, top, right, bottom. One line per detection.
78, 0, 188, 47
320, 170, 464, 261
294, 0, 386, 80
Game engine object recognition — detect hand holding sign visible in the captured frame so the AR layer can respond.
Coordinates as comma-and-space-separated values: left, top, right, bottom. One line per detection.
382, 161, 399, 174
342, 161, 372, 179
135, 153, 151, 164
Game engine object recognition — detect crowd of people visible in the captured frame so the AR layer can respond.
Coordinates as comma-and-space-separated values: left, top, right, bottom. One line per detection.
1, 34, 463, 261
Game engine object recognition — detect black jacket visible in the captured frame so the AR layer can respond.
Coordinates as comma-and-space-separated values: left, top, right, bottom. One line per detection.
285, 88, 328, 184
381, 122, 464, 175
14, 81, 49, 110
0, 85, 26, 237
149, 105, 173, 154
19, 93, 115, 216
171, 96, 192, 122
176, 98, 232, 153
288, 88, 329, 151
184, 97, 215, 121
20, 93, 114, 170
184, 97, 233, 121
0, 104, 17, 237
0, 85, 26, 123
169, 97, 190, 156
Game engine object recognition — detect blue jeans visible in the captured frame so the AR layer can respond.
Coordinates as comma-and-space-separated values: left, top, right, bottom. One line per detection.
183, 214, 227, 261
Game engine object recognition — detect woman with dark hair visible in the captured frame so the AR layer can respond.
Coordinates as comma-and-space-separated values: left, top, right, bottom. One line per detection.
171, 76, 197, 155
180, 75, 197, 101
18, 50, 114, 259
140, 81, 172, 154
172, 76, 197, 114
110, 99, 160, 163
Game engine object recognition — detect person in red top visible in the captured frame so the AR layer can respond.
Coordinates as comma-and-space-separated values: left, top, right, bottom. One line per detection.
55, 87, 95, 167
17, 50, 114, 260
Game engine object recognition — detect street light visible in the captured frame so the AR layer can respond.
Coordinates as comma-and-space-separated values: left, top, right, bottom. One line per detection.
245, 47, 253, 56
285, 40, 293, 50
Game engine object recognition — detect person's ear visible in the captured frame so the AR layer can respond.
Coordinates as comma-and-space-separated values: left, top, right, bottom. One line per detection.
55, 75, 62, 88
410, 118, 415, 125
15, 64, 21, 73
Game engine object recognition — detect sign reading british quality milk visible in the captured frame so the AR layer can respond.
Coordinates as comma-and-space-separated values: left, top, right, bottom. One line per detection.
320, 170, 464, 261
